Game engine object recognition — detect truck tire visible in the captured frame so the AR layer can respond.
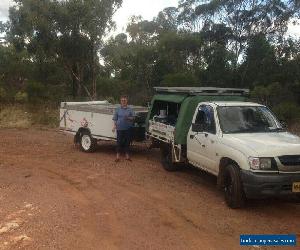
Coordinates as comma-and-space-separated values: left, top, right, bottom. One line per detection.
160, 146, 181, 172
80, 131, 97, 153
223, 164, 245, 208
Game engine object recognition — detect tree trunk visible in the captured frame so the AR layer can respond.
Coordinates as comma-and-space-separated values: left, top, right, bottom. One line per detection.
72, 63, 77, 98
91, 41, 97, 100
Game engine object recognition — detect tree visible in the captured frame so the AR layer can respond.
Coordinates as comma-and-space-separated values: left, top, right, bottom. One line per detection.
126, 16, 159, 45
0, 45, 31, 89
154, 7, 179, 33
179, 0, 299, 65
241, 34, 279, 86
7, 0, 122, 98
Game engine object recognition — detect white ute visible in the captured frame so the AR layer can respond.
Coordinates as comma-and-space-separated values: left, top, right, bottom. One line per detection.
147, 87, 300, 208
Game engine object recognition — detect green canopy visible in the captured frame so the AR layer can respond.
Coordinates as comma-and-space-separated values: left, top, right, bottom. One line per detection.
175, 95, 248, 144
149, 94, 188, 103
146, 94, 248, 145
145, 94, 187, 130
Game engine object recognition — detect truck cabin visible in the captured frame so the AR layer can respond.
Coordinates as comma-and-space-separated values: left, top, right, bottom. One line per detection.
146, 87, 250, 145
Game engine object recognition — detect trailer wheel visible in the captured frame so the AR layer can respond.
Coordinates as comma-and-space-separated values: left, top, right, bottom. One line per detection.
80, 131, 97, 153
223, 164, 245, 208
160, 146, 181, 172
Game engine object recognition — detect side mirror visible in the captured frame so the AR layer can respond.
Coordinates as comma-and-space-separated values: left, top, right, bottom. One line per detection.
192, 123, 205, 132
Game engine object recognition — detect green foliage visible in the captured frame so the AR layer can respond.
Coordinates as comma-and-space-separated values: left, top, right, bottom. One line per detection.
0, 87, 8, 102
0, 0, 299, 125
155, 7, 179, 33
25, 81, 47, 103
7, 0, 123, 98
14, 91, 28, 103
162, 73, 198, 86
242, 34, 279, 86
30, 108, 58, 127
96, 77, 121, 100
251, 82, 295, 107
273, 102, 300, 122
179, 0, 299, 61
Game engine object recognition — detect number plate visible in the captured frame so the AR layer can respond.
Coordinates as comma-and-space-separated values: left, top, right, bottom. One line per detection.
292, 182, 300, 192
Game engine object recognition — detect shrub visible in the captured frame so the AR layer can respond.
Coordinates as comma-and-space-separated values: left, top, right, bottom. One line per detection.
15, 91, 28, 103
26, 81, 47, 103
47, 84, 68, 104
30, 110, 58, 127
97, 77, 121, 100
0, 105, 31, 128
251, 83, 294, 107
272, 102, 300, 122
161, 73, 198, 87
0, 87, 7, 102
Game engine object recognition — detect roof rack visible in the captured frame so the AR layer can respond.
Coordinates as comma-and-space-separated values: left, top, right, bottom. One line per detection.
154, 87, 249, 96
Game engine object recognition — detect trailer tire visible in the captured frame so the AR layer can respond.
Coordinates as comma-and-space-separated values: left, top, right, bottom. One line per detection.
223, 164, 245, 208
160, 146, 181, 172
79, 131, 97, 153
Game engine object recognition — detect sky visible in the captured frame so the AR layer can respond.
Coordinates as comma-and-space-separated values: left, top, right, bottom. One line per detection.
113, 0, 178, 33
0, 0, 299, 37
0, 0, 178, 29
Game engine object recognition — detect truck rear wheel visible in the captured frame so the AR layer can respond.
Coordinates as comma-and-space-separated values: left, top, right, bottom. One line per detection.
223, 164, 245, 208
80, 131, 97, 153
160, 146, 181, 172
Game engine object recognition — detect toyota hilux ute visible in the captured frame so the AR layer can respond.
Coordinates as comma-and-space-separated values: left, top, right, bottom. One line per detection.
146, 87, 300, 208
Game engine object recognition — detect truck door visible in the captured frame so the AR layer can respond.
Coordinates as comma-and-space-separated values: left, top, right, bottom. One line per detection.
187, 104, 218, 174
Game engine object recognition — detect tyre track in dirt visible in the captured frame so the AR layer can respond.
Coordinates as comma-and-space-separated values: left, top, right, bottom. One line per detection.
0, 128, 299, 249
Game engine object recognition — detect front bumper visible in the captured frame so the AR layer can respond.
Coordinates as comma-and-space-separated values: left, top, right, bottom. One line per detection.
240, 170, 300, 199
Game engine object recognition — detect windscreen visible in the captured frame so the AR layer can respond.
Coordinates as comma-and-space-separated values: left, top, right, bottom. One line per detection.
218, 106, 283, 133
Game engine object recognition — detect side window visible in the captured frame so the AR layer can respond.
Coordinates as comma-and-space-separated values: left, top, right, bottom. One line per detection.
195, 105, 216, 134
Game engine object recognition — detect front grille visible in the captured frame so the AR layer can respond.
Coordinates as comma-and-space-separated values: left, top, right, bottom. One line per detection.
278, 155, 300, 166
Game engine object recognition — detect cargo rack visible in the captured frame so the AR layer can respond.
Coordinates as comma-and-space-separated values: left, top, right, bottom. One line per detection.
154, 87, 249, 96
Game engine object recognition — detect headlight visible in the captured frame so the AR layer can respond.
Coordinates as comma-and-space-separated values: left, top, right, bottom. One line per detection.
260, 158, 272, 170
248, 157, 273, 170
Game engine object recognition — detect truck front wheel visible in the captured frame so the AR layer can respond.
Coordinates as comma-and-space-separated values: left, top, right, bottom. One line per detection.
223, 164, 245, 208
80, 131, 97, 153
160, 146, 181, 171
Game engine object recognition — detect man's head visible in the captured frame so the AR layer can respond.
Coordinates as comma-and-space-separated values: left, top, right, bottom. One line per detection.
120, 95, 128, 107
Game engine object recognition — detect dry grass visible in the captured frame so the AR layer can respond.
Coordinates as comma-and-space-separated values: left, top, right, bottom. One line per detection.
0, 105, 31, 128
0, 104, 58, 128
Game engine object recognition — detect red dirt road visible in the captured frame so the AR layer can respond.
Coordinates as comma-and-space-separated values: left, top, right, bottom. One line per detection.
0, 128, 299, 250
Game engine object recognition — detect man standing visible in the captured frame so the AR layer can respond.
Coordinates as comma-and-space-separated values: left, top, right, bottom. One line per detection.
112, 95, 135, 162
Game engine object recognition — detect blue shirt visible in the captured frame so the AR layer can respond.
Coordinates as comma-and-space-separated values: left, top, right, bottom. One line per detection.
112, 106, 135, 131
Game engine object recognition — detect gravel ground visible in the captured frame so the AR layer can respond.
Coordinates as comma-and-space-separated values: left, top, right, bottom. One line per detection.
0, 128, 299, 250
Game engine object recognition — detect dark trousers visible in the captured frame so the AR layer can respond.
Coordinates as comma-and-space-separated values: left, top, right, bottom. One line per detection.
116, 129, 131, 154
